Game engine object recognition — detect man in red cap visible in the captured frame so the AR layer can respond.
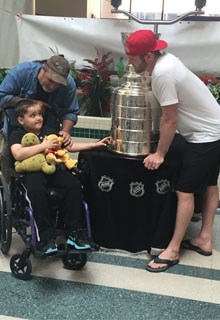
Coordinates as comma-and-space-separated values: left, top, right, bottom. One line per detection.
125, 30, 220, 272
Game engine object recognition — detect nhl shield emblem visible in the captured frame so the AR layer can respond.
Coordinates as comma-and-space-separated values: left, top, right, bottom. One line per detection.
98, 175, 114, 192
129, 182, 145, 198
155, 179, 170, 194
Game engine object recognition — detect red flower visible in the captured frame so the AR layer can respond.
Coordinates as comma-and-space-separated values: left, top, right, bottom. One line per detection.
199, 75, 219, 85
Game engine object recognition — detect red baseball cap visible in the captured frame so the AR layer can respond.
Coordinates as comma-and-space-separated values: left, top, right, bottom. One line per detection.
125, 30, 168, 56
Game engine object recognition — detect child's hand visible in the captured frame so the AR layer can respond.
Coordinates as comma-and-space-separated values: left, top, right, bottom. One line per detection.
66, 140, 74, 151
95, 136, 111, 147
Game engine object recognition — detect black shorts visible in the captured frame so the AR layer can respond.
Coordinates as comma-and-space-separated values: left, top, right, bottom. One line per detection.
175, 139, 220, 193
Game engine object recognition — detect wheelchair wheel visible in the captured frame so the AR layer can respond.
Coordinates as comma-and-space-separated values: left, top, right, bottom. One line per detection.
10, 254, 32, 280
62, 253, 87, 270
0, 173, 12, 254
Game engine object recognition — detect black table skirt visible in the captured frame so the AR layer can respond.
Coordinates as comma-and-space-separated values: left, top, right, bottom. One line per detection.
78, 134, 187, 253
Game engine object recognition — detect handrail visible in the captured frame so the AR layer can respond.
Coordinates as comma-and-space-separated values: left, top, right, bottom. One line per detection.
111, 9, 205, 25
111, 9, 205, 35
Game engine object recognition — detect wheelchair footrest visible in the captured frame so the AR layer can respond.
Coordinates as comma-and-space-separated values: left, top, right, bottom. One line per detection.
34, 243, 99, 259
57, 242, 100, 253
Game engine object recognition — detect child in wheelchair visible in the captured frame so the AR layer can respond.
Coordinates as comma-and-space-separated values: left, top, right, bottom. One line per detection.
8, 98, 110, 255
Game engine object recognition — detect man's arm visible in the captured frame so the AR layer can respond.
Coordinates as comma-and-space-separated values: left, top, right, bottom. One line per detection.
0, 65, 25, 110
59, 76, 79, 145
59, 119, 75, 146
156, 104, 178, 156
143, 103, 178, 170
61, 119, 75, 133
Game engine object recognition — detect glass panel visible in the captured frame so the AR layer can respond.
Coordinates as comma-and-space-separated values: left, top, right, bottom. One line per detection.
163, 0, 195, 20
205, 0, 220, 16
131, 0, 163, 20
101, 0, 220, 20
163, 0, 220, 19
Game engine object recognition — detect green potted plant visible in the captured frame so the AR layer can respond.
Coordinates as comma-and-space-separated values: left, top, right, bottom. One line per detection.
199, 75, 220, 104
207, 82, 220, 104
0, 68, 8, 84
73, 48, 115, 117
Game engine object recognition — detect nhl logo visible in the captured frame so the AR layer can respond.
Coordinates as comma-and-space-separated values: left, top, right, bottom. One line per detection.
129, 182, 145, 198
155, 179, 170, 194
98, 175, 114, 192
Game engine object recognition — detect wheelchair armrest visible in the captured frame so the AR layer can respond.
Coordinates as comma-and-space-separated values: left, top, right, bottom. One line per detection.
72, 167, 83, 176
71, 166, 88, 186
9, 167, 24, 179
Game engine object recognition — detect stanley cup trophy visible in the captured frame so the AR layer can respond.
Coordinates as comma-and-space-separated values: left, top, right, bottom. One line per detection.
109, 32, 161, 157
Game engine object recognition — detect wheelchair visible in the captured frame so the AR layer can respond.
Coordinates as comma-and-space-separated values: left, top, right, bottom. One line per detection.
0, 108, 99, 280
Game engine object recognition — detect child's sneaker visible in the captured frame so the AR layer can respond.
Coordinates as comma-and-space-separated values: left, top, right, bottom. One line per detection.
67, 229, 91, 250
41, 239, 58, 255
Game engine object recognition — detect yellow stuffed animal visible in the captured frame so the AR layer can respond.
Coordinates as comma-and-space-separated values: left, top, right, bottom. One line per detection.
15, 133, 56, 175
45, 134, 77, 170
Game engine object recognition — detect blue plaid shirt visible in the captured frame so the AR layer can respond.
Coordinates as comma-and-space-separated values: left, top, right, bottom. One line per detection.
0, 60, 79, 136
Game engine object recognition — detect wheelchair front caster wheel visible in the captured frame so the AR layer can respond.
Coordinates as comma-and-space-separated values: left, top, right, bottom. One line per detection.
10, 254, 32, 280
62, 253, 87, 270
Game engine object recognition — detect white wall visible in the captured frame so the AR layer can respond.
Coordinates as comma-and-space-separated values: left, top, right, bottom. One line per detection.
12, 15, 220, 77
35, 0, 101, 18
0, 0, 34, 67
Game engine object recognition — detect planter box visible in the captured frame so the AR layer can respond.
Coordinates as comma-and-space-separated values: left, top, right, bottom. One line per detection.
70, 115, 111, 159
71, 115, 111, 140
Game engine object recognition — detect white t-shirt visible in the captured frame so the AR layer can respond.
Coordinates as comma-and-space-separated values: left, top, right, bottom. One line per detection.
151, 53, 220, 143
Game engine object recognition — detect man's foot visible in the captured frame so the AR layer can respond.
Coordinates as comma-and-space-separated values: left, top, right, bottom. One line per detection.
67, 229, 91, 250
146, 257, 179, 273
181, 239, 212, 256
147, 249, 179, 272
39, 239, 58, 255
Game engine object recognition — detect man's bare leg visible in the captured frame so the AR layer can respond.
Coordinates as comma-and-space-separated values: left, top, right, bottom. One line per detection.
148, 191, 194, 269
189, 185, 218, 253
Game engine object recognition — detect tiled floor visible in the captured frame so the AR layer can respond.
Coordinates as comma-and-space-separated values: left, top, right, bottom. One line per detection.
0, 214, 220, 320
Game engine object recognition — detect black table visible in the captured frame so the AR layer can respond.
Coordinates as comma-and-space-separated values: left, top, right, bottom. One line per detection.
78, 135, 186, 253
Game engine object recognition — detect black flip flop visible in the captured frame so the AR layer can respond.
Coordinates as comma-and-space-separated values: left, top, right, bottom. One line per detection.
181, 239, 212, 256
145, 257, 179, 273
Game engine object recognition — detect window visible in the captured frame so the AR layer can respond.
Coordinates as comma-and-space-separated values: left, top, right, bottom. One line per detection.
101, 0, 220, 20
131, 0, 163, 20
